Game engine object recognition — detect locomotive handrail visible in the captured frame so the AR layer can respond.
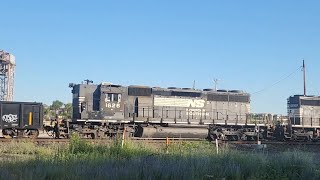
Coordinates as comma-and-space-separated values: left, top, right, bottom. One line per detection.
131, 105, 249, 125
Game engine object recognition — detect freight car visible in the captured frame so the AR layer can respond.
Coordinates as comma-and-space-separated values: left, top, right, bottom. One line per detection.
67, 80, 256, 139
0, 101, 43, 138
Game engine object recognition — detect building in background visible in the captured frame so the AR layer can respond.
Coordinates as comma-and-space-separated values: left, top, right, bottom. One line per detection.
0, 50, 16, 101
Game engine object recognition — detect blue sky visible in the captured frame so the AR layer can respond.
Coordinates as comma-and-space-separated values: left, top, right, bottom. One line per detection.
1, 0, 320, 114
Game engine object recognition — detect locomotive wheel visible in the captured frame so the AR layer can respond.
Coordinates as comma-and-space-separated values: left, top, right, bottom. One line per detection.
91, 133, 96, 139
27, 129, 39, 139
2, 129, 14, 139
304, 136, 311, 142
209, 134, 217, 141
241, 135, 247, 141
292, 135, 297, 141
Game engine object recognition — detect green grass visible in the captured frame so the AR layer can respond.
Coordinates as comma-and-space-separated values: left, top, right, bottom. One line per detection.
0, 135, 319, 180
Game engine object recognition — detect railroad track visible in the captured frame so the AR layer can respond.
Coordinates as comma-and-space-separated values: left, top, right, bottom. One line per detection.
0, 137, 206, 145
224, 140, 320, 146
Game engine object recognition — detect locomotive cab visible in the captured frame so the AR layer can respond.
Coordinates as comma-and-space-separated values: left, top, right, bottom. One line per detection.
70, 82, 126, 122
99, 83, 125, 121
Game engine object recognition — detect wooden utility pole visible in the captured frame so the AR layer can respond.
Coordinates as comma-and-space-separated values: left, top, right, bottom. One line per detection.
303, 60, 306, 96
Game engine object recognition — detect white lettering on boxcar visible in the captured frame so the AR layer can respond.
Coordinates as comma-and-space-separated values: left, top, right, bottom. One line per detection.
2, 114, 18, 123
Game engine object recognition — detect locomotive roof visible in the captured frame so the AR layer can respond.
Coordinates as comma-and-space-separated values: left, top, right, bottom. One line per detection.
80, 82, 249, 95
129, 86, 248, 94
154, 87, 201, 92
290, 95, 320, 98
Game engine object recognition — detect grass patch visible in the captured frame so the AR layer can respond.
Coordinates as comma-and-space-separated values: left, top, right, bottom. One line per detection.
0, 135, 319, 180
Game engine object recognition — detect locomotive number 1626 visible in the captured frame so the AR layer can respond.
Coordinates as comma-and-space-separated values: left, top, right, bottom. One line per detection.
106, 103, 121, 109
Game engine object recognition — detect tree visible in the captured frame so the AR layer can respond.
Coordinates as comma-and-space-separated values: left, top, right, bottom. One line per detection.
43, 104, 51, 120
51, 100, 64, 117
63, 103, 72, 119
51, 100, 64, 110
44, 105, 50, 115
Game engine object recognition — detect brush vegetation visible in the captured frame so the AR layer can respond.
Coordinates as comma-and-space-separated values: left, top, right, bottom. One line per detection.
0, 135, 319, 180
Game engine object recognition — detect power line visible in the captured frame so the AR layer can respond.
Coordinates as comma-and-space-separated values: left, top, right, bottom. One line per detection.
252, 66, 302, 95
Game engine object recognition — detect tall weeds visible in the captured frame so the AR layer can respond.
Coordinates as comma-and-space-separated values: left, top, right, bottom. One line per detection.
0, 137, 319, 180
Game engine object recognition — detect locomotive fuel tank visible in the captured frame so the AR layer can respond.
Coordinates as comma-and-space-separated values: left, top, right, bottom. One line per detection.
137, 125, 208, 139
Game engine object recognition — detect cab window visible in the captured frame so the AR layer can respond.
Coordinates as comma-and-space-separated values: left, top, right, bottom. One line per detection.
106, 94, 121, 102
